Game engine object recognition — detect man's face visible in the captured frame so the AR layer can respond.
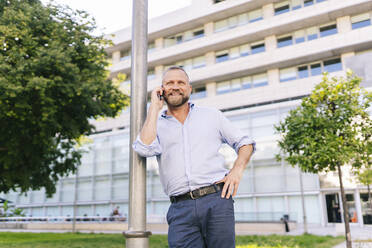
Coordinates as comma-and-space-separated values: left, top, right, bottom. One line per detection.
162, 69, 192, 108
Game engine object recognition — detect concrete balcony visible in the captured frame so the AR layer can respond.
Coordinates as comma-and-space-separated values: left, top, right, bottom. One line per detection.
109, 0, 372, 76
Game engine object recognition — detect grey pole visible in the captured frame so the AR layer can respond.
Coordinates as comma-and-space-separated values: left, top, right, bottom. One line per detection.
123, 0, 151, 247
298, 167, 308, 234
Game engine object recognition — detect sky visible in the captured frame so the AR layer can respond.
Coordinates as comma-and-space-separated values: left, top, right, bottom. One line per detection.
41, 0, 192, 34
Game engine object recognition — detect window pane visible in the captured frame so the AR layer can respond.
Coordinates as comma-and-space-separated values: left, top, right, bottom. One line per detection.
216, 50, 229, 63
183, 31, 193, 41
352, 19, 371, 30
294, 30, 305, 43
319, 24, 337, 37
280, 67, 297, 82
323, 58, 342, 73
310, 63, 322, 76
238, 13, 249, 25
307, 27, 318, 41
164, 37, 176, 47
241, 76, 252, 89
351, 13, 370, 23
215, 19, 229, 32
277, 35, 293, 48
275, 1, 290, 15
240, 44, 250, 56
193, 29, 204, 38
231, 79, 241, 91
191, 87, 206, 100
228, 16, 238, 28
249, 9, 263, 22
253, 73, 268, 87
217, 81, 230, 94
230, 47, 240, 59
291, 0, 302, 10
193, 56, 206, 69
304, 0, 314, 7
298, 66, 309, 78
251, 43, 265, 54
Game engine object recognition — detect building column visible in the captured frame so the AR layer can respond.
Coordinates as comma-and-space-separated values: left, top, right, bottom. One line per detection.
341, 52, 355, 70
204, 22, 214, 36
355, 188, 364, 227
265, 35, 277, 52
206, 82, 216, 97
205, 51, 215, 66
155, 37, 163, 50
337, 16, 352, 34
268, 68, 280, 86
155, 65, 164, 80
112, 50, 121, 65
263, 3, 274, 20
318, 193, 326, 227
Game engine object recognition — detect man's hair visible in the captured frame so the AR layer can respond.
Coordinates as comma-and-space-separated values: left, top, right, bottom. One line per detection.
162, 65, 190, 82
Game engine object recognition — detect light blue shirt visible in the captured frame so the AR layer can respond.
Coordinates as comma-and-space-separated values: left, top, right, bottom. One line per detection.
132, 103, 256, 197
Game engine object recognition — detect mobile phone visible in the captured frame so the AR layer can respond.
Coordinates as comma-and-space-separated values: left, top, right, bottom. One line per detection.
158, 86, 164, 100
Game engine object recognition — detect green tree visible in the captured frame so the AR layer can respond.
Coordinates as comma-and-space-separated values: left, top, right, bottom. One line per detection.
275, 72, 372, 248
355, 168, 372, 213
0, 0, 128, 196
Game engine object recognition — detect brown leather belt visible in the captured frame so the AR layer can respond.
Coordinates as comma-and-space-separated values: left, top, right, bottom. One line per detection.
170, 182, 224, 203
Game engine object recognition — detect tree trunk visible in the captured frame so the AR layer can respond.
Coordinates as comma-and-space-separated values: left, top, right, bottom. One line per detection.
337, 164, 352, 248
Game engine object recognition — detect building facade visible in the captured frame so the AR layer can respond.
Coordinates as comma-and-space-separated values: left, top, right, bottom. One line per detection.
2, 0, 372, 226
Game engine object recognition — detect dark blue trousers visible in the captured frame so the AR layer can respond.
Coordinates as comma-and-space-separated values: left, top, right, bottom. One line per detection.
166, 191, 235, 248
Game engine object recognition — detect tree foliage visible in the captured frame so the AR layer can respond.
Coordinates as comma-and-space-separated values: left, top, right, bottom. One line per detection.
0, 0, 129, 196
275, 71, 371, 173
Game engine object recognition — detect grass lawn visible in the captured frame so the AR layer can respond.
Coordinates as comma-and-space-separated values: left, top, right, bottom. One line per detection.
0, 232, 345, 248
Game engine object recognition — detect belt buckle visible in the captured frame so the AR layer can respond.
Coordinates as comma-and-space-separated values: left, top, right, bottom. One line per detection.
189, 191, 195, 200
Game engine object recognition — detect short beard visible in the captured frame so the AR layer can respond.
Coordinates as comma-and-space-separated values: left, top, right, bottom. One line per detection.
164, 94, 190, 108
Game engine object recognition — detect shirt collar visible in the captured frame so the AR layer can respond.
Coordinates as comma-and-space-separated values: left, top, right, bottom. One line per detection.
161, 102, 195, 119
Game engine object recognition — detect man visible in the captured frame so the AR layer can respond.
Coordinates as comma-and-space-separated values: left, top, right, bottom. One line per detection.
133, 66, 255, 248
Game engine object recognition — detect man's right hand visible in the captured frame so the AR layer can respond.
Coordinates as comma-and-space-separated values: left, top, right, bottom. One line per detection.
150, 86, 164, 111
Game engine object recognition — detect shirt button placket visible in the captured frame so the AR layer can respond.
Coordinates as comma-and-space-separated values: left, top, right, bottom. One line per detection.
182, 125, 191, 191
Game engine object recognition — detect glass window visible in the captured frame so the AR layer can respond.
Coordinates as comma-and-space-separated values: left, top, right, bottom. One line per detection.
147, 42, 155, 53
193, 29, 204, 38
298, 66, 309, 78
280, 67, 297, 82
190, 86, 206, 100
249, 9, 263, 22
183, 31, 193, 41
294, 30, 306, 43
228, 16, 239, 28
231, 79, 241, 91
215, 19, 229, 32
230, 47, 240, 59
193, 56, 206, 69
275, 1, 290, 15
183, 59, 193, 71
323, 58, 342, 72
304, 0, 314, 7
319, 23, 337, 37
241, 76, 252, 89
217, 81, 230, 94
238, 13, 249, 25
120, 49, 131, 61
164, 37, 176, 47
291, 0, 302, 10
277, 35, 293, 48
216, 50, 229, 63
240, 44, 250, 56
351, 13, 371, 30
251, 42, 265, 54
147, 69, 155, 80
310, 63, 322, 76
252, 73, 268, 87
307, 27, 318, 41
214, 0, 226, 3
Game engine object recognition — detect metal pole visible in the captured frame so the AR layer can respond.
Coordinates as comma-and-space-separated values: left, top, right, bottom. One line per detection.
123, 0, 151, 247
72, 168, 79, 233
298, 167, 308, 234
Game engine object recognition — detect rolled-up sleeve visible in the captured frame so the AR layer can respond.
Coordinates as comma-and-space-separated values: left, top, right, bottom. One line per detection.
218, 111, 256, 154
132, 135, 162, 157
